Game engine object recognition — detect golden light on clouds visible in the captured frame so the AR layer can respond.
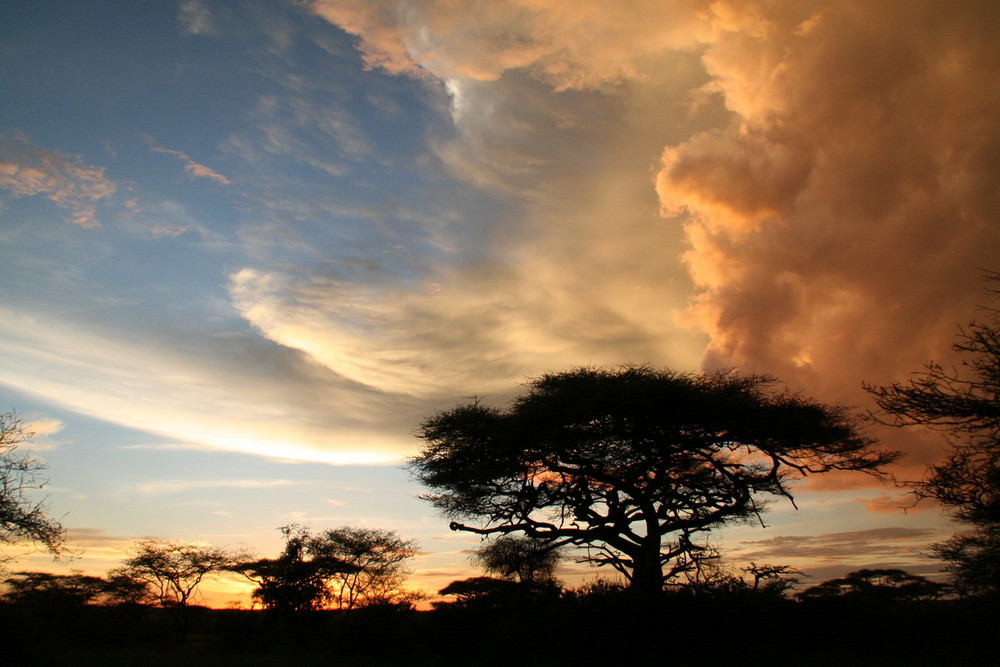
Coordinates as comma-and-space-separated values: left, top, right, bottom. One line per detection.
0, 135, 116, 227
301, 0, 1000, 480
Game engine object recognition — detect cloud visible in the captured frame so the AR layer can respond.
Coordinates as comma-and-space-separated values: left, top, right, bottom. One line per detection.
230, 2, 722, 402
308, 0, 711, 88
0, 135, 116, 227
859, 493, 936, 515
733, 527, 938, 563
134, 479, 303, 495
306, 1, 1000, 486
147, 140, 230, 185
652, 1, 1000, 442
178, 0, 215, 36
0, 307, 420, 464
20, 416, 68, 451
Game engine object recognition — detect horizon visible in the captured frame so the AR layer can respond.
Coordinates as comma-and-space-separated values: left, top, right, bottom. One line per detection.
3, 0, 998, 607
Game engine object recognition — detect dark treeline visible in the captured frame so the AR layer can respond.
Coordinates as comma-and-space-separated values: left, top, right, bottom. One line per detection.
1, 584, 997, 666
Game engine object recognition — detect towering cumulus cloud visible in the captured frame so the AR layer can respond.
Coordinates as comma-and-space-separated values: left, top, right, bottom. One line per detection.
657, 2, 1000, 442
300, 1, 999, 470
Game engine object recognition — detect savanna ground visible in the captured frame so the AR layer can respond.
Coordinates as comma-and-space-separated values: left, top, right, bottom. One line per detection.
4, 593, 997, 666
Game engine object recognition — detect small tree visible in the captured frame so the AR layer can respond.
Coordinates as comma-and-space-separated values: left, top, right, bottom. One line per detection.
113, 539, 241, 638
743, 562, 802, 596
471, 535, 564, 585
866, 271, 1000, 594
232, 524, 356, 614
307, 527, 417, 611
437, 576, 522, 607
0, 411, 64, 559
413, 366, 897, 595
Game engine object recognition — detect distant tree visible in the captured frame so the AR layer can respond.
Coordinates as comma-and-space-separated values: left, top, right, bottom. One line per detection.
306, 527, 417, 611
232, 524, 356, 614
1, 570, 107, 606
471, 535, 564, 585
102, 570, 156, 606
743, 562, 802, 596
666, 547, 800, 599
436, 576, 522, 608
413, 366, 897, 596
796, 568, 947, 602
0, 411, 64, 558
866, 271, 1000, 594
113, 539, 242, 638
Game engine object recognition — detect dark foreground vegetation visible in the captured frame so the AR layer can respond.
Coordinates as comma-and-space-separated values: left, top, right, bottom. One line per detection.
2, 591, 997, 666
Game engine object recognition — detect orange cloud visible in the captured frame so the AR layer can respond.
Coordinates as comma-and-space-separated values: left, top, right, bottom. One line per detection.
653, 1, 1000, 475
308, 0, 712, 88
859, 493, 937, 515
149, 143, 230, 185
0, 135, 116, 227
733, 527, 939, 563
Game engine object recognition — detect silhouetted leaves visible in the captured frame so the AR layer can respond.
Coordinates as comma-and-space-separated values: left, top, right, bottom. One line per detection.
0, 411, 64, 558
414, 366, 896, 594
867, 271, 1000, 594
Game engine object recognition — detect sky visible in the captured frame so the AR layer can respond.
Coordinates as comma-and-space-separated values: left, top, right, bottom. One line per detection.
2, 0, 998, 606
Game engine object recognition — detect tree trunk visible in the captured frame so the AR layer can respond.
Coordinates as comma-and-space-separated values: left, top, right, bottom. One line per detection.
628, 543, 664, 597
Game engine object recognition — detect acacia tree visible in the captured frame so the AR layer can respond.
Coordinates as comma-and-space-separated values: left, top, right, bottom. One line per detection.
232, 525, 357, 614
412, 366, 896, 595
1, 570, 108, 606
866, 272, 1000, 594
471, 535, 564, 585
796, 568, 947, 602
0, 411, 64, 558
113, 539, 241, 637
307, 527, 417, 611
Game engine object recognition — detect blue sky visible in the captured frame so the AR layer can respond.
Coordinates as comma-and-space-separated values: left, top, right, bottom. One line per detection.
2, 0, 998, 604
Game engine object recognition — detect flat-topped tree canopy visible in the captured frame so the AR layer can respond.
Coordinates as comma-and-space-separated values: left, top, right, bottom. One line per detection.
412, 366, 898, 594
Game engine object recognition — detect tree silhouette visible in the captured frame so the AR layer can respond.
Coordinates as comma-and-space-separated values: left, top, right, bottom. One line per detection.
866, 271, 1000, 594
306, 527, 417, 611
232, 524, 357, 614
796, 568, 947, 602
113, 539, 242, 639
1, 570, 108, 607
0, 411, 64, 558
471, 535, 564, 585
413, 366, 896, 595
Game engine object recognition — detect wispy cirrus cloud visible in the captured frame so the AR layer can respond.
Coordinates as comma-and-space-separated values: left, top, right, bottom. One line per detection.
20, 415, 68, 451
0, 135, 116, 227
0, 307, 420, 464
134, 478, 303, 495
178, 0, 216, 36
733, 527, 938, 563
147, 138, 231, 185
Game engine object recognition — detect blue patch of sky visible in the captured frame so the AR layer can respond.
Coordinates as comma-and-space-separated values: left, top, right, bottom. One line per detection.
2, 0, 516, 294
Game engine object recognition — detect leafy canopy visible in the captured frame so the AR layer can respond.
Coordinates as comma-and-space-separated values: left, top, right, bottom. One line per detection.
412, 366, 896, 592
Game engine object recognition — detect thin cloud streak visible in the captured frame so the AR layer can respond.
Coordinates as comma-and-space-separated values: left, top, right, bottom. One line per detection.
148, 142, 231, 186
134, 479, 303, 495
0, 307, 419, 464
733, 527, 938, 563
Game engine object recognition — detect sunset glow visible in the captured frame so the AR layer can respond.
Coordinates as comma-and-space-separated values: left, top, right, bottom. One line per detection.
3, 0, 998, 604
